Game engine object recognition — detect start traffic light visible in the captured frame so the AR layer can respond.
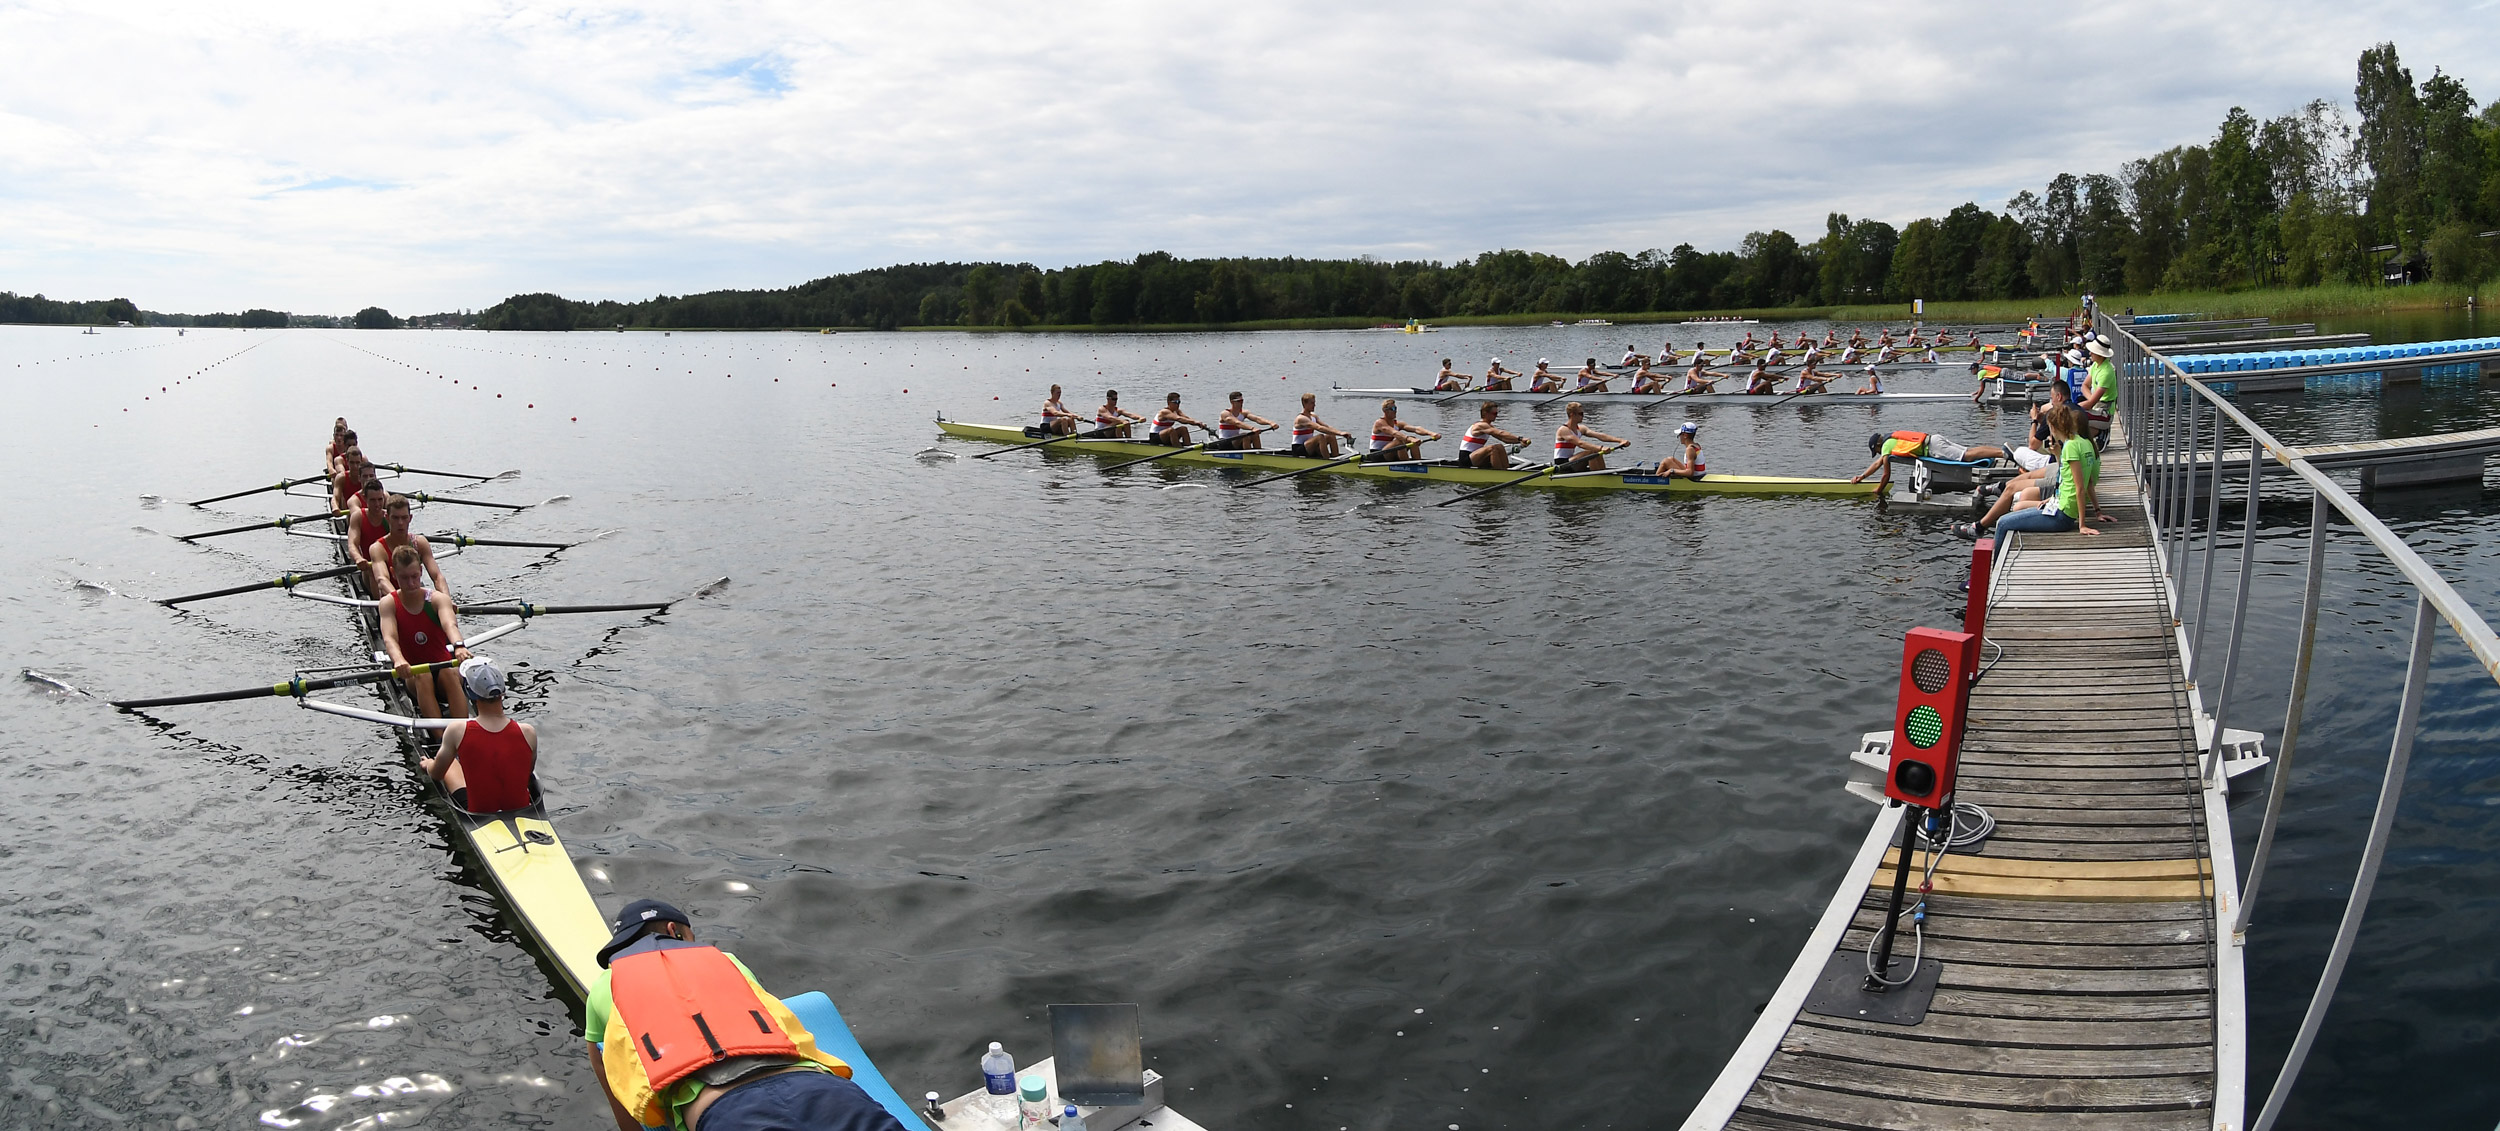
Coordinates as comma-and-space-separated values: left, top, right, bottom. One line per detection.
1885, 627, 1979, 807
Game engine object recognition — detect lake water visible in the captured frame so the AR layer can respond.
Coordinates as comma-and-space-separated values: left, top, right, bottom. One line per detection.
3, 316, 2491, 1129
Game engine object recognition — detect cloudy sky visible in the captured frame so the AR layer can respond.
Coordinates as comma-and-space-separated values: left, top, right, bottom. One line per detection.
3, 0, 2494, 314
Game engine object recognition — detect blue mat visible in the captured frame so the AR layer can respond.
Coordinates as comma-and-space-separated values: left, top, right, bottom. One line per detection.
783, 991, 936, 1131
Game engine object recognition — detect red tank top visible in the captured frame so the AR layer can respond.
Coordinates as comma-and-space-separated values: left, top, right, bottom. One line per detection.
454, 719, 533, 813
388, 591, 454, 664
356, 507, 389, 556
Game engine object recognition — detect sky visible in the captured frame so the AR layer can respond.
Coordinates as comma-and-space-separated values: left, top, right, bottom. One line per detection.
3, 0, 2496, 315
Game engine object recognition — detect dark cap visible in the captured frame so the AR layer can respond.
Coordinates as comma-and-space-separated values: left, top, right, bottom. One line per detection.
596, 899, 690, 967
1868, 431, 1889, 455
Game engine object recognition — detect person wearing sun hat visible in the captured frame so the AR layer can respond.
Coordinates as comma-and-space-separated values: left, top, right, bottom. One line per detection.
583, 899, 903, 1131
2079, 338, 2117, 447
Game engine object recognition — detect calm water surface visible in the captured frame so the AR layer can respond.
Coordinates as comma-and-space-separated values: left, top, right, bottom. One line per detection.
3, 318, 2491, 1129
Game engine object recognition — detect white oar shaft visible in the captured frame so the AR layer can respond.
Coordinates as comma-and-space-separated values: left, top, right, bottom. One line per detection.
291, 590, 379, 608
299, 697, 454, 730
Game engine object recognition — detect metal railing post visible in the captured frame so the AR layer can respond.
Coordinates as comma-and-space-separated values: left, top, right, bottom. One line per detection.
2204, 441, 2264, 785
2251, 594, 2437, 1131
2235, 490, 2330, 937
2192, 413, 2228, 676
2174, 393, 2199, 622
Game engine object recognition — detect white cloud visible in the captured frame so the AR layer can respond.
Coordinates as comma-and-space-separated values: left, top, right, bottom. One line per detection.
0, 0, 2490, 312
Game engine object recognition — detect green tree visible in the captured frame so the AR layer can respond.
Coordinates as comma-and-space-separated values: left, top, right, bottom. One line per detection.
2418, 69, 2481, 226
960, 264, 1001, 325
353, 306, 398, 329
2355, 42, 2425, 239
238, 308, 289, 328
2209, 107, 2277, 283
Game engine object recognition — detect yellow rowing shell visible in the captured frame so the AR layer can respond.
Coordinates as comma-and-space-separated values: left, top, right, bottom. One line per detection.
939, 420, 1877, 498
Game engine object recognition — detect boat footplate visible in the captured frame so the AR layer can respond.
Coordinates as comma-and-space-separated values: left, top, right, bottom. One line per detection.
1801, 949, 1942, 1026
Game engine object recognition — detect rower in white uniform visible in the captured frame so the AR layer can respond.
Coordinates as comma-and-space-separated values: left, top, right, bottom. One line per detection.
1552, 403, 1627, 472
1483, 358, 1522, 392
1433, 358, 1467, 392
1367, 400, 1440, 463
1456, 403, 1528, 469
1573, 358, 1615, 392
1095, 390, 1147, 438
1290, 393, 1355, 458
1527, 361, 1562, 393
1214, 391, 1276, 450
1040, 385, 1084, 435
1150, 393, 1209, 446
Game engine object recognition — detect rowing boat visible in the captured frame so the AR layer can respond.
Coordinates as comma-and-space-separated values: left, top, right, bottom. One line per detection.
938, 419, 1877, 497
1331, 385, 1974, 405
321, 511, 610, 995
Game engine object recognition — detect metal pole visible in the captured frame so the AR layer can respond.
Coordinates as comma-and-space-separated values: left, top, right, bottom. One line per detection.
2250, 594, 2437, 1131
1864, 804, 1920, 990
2236, 490, 2330, 937
2174, 393, 2199, 619
2204, 441, 2264, 785
2193, 413, 2227, 676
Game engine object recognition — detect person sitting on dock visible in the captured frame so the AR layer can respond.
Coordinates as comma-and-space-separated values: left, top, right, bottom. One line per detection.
421, 658, 536, 813
1039, 385, 1084, 436
1213, 392, 1275, 450
1743, 360, 1779, 395
1649, 421, 1705, 479
1094, 390, 1145, 438
1149, 393, 1208, 446
366, 493, 448, 597
1970, 406, 2107, 547
1552, 403, 1626, 472
1483, 358, 1521, 391
1527, 361, 1562, 393
1457, 403, 1528, 469
1368, 401, 1440, 463
1850, 431, 2009, 484
379, 545, 471, 719
1433, 359, 1467, 392
1289, 393, 1354, 458
2079, 340, 2117, 448
585, 899, 902, 1131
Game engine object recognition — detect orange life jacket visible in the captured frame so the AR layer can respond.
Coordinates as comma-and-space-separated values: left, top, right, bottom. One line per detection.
1884, 430, 1929, 458
599, 938, 847, 1125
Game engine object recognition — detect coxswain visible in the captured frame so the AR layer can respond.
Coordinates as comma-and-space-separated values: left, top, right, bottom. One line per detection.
1094, 390, 1146, 438
1551, 403, 1627, 472
1743, 360, 1779, 395
1289, 393, 1354, 457
1853, 365, 1885, 395
1850, 430, 2010, 484
1039, 385, 1084, 435
421, 658, 535, 814
377, 545, 471, 719
584, 899, 900, 1131
1792, 359, 1835, 395
1368, 400, 1440, 462
1484, 358, 1522, 391
1527, 361, 1561, 393
1150, 393, 1208, 446
1573, 358, 1614, 392
1214, 391, 1276, 450
1650, 421, 1705, 479
1433, 358, 1468, 392
366, 492, 448, 597
345, 475, 395, 590
1456, 403, 1529, 468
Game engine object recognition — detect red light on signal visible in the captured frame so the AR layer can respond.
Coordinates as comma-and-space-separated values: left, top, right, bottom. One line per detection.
1886, 627, 1978, 807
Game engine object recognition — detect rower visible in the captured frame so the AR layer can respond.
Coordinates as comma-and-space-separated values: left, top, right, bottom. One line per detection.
345, 475, 395, 590
1627, 358, 1666, 394
1039, 385, 1083, 435
367, 492, 448, 596
331, 446, 373, 512
420, 658, 535, 813
1853, 365, 1884, 395
1621, 345, 1644, 368
1456, 404, 1528, 469
1290, 394, 1354, 457
1484, 357, 1521, 391
1433, 358, 1467, 392
1368, 400, 1440, 462
584, 900, 897, 1131
1743, 360, 1779, 395
1526, 361, 1561, 393
1850, 430, 2010, 484
1551, 403, 1626, 472
377, 545, 471, 719
1683, 352, 1724, 392
325, 418, 352, 471
1762, 341, 1785, 367
1150, 393, 1208, 446
1650, 421, 1705, 479
1214, 391, 1275, 450
1791, 359, 1834, 395
1094, 389, 1147, 438
1573, 358, 1613, 392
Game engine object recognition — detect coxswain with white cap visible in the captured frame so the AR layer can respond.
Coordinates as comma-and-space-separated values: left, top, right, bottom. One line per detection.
1854, 365, 1885, 395
1651, 421, 1705, 479
421, 658, 536, 814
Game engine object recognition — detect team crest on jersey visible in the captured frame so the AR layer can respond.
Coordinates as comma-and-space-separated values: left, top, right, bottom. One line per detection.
415, 630, 431, 645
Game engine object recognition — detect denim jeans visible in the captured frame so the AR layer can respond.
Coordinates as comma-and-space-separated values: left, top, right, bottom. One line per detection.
1993, 507, 2077, 548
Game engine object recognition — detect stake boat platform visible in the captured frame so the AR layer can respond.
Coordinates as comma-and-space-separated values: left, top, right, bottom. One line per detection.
1329, 386, 1975, 405
937, 419, 1879, 498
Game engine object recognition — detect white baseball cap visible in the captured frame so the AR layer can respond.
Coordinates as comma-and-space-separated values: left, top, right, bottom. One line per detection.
459, 656, 506, 700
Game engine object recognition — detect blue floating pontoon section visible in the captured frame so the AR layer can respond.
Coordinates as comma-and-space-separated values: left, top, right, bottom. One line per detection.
783, 992, 937, 1131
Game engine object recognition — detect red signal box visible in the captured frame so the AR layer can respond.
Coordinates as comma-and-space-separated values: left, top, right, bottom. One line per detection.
1964, 538, 1994, 636
1885, 627, 1979, 807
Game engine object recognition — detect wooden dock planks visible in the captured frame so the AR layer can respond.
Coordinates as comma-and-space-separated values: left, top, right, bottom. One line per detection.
1684, 427, 2228, 1130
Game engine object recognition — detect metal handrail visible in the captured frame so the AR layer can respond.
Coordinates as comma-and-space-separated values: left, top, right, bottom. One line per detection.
2099, 312, 2500, 1131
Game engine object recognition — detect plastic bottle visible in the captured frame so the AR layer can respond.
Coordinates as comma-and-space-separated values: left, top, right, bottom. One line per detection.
1062, 1105, 1087, 1131
1017, 1075, 1051, 1130
980, 1043, 1017, 1124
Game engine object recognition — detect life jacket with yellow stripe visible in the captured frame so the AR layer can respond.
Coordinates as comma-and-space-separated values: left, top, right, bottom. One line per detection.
1883, 430, 1930, 458
599, 937, 850, 1128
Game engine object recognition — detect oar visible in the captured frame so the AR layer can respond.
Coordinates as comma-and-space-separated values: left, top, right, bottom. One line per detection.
458, 575, 730, 618
108, 620, 531, 710
1434, 446, 1625, 506
299, 698, 455, 731
189, 475, 330, 508
401, 491, 529, 511
375, 463, 505, 482
159, 564, 362, 606
1529, 378, 1618, 409
1235, 450, 1365, 487
974, 426, 1110, 459
430, 533, 581, 551
1430, 382, 1488, 405
1100, 427, 1271, 471
177, 512, 339, 542
1638, 379, 1722, 409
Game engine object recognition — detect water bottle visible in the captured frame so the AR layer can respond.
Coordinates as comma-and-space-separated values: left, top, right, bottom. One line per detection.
1018, 1075, 1051, 1130
980, 1043, 1017, 1124
1062, 1105, 1087, 1131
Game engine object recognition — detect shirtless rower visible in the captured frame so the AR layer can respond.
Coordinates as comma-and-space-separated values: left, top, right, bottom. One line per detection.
1484, 358, 1523, 391
1214, 391, 1276, 450
1551, 404, 1627, 472
1433, 358, 1468, 392
1527, 361, 1562, 393
1650, 420, 1705, 479
1039, 385, 1084, 435
1289, 394, 1355, 457
1456, 404, 1529, 469
1094, 390, 1147, 438
367, 493, 449, 596
377, 545, 472, 719
420, 658, 535, 814
1150, 393, 1209, 446
1743, 360, 1780, 395
1368, 400, 1440, 462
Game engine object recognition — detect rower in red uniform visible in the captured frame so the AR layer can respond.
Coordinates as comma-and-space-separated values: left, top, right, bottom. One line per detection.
1552, 403, 1627, 472
422, 658, 535, 813
346, 476, 395, 590
325, 418, 353, 471
378, 545, 471, 719
331, 446, 373, 513
368, 493, 448, 596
